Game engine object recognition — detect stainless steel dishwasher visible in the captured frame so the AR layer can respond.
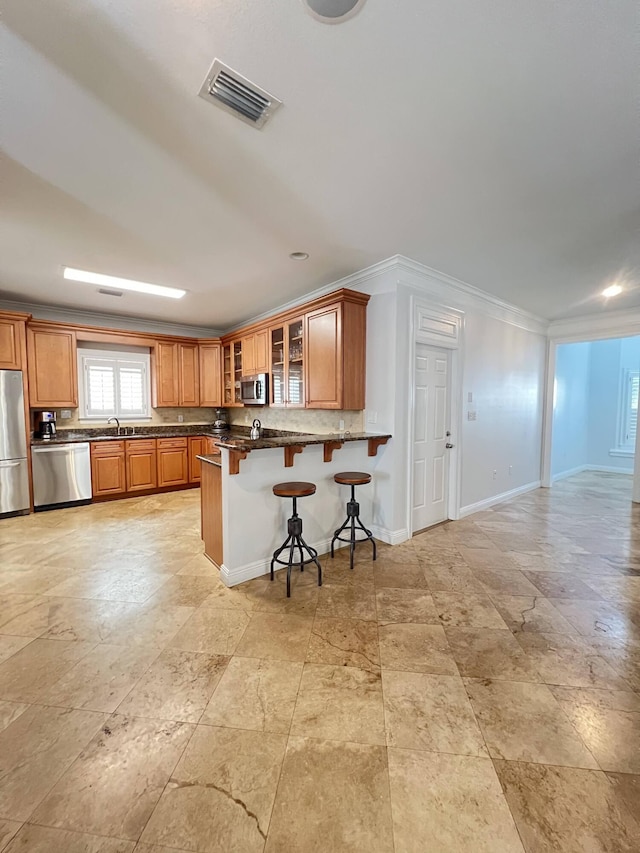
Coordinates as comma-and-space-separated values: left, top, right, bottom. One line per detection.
32, 442, 93, 510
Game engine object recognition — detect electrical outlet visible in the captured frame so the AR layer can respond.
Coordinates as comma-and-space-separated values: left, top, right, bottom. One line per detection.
509, 465, 513, 476
60, 409, 72, 419
467, 411, 477, 421
492, 469, 497, 479
339, 419, 345, 431
177, 414, 184, 423
367, 410, 378, 424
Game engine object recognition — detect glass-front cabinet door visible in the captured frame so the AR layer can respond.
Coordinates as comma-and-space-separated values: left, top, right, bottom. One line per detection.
270, 327, 286, 407
223, 344, 233, 406
287, 317, 304, 408
270, 318, 304, 407
233, 341, 243, 405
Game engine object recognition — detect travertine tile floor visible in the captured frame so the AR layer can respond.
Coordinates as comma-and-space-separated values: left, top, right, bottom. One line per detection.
0, 471, 639, 851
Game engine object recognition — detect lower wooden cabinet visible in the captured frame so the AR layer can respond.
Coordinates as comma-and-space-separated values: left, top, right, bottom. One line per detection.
125, 439, 157, 492
91, 435, 203, 499
157, 437, 189, 488
90, 442, 126, 497
188, 436, 206, 483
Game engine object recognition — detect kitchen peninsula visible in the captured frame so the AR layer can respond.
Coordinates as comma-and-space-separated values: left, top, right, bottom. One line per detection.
198, 430, 391, 587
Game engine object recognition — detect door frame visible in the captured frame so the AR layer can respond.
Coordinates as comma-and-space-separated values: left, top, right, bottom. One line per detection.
406, 297, 464, 536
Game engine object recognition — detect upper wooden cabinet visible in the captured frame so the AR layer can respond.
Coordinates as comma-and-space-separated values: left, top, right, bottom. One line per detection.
305, 295, 367, 410
199, 342, 222, 407
222, 341, 243, 407
27, 325, 78, 407
270, 316, 305, 408
0, 314, 27, 370
153, 341, 200, 407
241, 330, 268, 376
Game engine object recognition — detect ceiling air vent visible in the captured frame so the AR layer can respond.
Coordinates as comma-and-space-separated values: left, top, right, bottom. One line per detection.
198, 60, 282, 129
98, 288, 123, 297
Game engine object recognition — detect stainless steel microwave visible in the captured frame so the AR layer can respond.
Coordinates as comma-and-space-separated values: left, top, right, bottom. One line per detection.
240, 373, 268, 406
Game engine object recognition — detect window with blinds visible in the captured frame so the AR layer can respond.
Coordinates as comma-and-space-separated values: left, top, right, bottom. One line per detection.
619, 369, 639, 449
78, 349, 150, 420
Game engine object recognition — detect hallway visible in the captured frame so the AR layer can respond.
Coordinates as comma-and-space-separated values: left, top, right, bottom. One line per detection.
0, 472, 638, 851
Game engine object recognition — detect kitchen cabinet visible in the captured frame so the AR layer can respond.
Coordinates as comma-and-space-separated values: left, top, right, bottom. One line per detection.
90, 441, 126, 497
199, 343, 222, 407
153, 342, 200, 407
27, 325, 78, 407
270, 316, 305, 408
157, 437, 188, 487
0, 316, 25, 370
241, 329, 268, 376
188, 436, 206, 483
125, 439, 157, 492
222, 341, 243, 406
200, 458, 223, 566
305, 297, 367, 409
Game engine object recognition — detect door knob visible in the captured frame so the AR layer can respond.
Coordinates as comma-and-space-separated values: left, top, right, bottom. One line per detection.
445, 442, 454, 449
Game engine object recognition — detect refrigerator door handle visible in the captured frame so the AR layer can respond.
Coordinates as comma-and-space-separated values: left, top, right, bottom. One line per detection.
0, 460, 22, 467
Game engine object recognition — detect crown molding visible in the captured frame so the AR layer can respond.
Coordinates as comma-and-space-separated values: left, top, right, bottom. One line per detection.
0, 297, 222, 339
548, 307, 640, 342
391, 255, 549, 336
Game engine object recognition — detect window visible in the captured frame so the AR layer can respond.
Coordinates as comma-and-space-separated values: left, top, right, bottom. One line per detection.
78, 347, 151, 420
618, 369, 639, 450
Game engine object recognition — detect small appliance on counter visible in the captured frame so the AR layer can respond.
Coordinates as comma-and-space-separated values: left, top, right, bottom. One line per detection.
34, 410, 57, 439
240, 374, 268, 406
0, 370, 30, 517
250, 418, 262, 440
211, 408, 229, 435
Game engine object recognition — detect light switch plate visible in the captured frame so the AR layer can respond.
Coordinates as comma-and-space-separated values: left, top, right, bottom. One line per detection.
467, 411, 477, 421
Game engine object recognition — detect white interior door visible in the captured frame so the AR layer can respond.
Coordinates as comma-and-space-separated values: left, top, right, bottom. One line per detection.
412, 344, 451, 532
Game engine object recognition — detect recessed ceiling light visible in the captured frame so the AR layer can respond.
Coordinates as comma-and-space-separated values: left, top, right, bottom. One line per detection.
63, 267, 186, 299
302, 0, 367, 24
289, 252, 309, 261
602, 284, 623, 298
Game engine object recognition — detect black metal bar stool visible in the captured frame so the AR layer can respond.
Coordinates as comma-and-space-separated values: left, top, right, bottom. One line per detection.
330, 472, 376, 570
270, 481, 322, 598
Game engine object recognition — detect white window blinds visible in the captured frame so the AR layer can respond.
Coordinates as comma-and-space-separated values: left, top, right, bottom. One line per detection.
79, 350, 150, 420
623, 371, 639, 448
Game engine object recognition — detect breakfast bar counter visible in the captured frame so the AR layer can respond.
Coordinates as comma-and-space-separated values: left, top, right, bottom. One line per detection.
198, 431, 392, 587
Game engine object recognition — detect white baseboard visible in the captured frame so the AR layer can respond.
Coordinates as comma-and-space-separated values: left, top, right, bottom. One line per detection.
220, 527, 410, 587
370, 525, 410, 545
551, 464, 589, 483
458, 481, 541, 518
586, 465, 633, 475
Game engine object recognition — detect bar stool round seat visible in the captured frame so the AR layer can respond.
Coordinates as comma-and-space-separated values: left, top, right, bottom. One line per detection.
270, 482, 322, 598
331, 471, 376, 570
273, 482, 316, 498
333, 472, 371, 487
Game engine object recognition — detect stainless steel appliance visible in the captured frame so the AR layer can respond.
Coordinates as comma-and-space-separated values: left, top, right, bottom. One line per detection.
34, 410, 57, 439
0, 370, 30, 517
211, 407, 229, 434
32, 443, 92, 511
240, 374, 268, 406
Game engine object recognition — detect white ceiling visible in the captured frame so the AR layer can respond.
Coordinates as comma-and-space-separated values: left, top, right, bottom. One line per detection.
1, 0, 638, 328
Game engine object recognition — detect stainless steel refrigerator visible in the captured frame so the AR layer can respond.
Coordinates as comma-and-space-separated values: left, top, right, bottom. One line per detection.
0, 370, 30, 516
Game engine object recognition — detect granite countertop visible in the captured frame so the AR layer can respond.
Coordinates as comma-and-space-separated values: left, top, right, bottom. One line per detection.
30, 425, 239, 445
213, 431, 392, 451
197, 454, 222, 468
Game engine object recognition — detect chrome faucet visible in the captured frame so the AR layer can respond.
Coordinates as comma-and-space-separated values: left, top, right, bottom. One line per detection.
107, 416, 121, 436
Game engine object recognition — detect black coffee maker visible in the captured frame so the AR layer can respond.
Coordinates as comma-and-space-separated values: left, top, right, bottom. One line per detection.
34, 411, 57, 439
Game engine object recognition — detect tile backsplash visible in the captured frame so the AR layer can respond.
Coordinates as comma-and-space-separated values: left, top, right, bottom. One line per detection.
229, 407, 364, 434
41, 407, 218, 430
39, 406, 364, 435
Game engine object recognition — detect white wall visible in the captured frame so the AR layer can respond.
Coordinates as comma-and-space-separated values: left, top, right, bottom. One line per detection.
460, 313, 546, 509
587, 339, 629, 472
551, 342, 591, 479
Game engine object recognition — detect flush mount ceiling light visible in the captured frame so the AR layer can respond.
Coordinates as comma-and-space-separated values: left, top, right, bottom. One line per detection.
602, 283, 623, 298
289, 252, 309, 260
63, 267, 186, 299
302, 0, 367, 24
